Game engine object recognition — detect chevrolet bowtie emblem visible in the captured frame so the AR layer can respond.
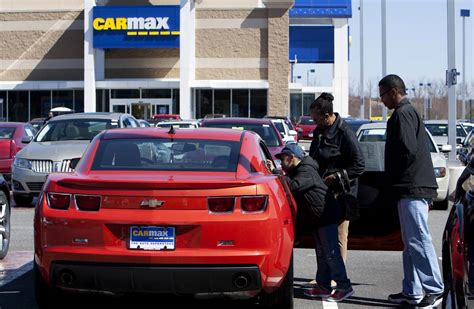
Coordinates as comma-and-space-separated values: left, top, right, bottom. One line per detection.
140, 199, 165, 208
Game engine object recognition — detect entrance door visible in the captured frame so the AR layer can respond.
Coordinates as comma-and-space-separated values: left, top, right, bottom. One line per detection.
131, 103, 152, 120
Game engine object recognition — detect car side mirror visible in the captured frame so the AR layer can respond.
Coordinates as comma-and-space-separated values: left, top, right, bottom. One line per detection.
280, 132, 285, 138
21, 136, 33, 144
69, 158, 81, 170
288, 130, 298, 136
440, 145, 453, 153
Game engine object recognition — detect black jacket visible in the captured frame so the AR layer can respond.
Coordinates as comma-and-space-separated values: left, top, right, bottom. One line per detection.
309, 113, 365, 197
284, 156, 340, 227
385, 98, 438, 199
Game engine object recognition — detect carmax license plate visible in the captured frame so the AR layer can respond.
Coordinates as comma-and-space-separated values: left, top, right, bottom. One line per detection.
129, 226, 175, 250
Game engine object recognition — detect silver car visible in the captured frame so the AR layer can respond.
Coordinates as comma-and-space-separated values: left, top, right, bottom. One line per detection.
12, 113, 139, 206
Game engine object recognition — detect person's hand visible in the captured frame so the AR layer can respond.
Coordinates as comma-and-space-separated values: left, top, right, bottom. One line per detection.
323, 174, 337, 186
266, 159, 275, 171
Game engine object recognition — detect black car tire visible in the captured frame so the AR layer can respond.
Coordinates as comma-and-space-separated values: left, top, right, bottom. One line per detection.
13, 194, 33, 207
259, 254, 294, 308
0, 191, 10, 260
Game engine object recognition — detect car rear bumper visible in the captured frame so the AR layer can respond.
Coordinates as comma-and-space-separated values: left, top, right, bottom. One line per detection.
435, 174, 449, 202
50, 261, 262, 294
0, 159, 12, 174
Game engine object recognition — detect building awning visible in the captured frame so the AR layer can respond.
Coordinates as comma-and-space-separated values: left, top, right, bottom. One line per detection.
290, 0, 352, 18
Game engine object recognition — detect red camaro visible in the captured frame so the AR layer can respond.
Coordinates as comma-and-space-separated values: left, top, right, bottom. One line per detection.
295, 116, 316, 140
34, 128, 296, 307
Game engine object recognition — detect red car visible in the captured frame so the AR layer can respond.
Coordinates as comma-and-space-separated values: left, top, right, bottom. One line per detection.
200, 118, 285, 159
295, 116, 316, 140
34, 128, 296, 307
152, 114, 181, 123
0, 122, 37, 182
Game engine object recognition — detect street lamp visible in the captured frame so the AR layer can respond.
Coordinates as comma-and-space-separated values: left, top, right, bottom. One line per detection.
307, 69, 315, 86
461, 9, 470, 120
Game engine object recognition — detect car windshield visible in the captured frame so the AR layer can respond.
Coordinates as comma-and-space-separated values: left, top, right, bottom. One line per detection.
299, 117, 314, 125
0, 127, 16, 139
203, 122, 282, 147
35, 119, 118, 142
91, 138, 240, 172
425, 123, 467, 137
358, 128, 437, 152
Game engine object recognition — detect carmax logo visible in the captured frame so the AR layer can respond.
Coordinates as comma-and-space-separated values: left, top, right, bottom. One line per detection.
93, 17, 180, 36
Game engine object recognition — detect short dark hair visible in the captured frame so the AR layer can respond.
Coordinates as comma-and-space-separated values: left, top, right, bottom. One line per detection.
310, 92, 334, 115
378, 74, 407, 95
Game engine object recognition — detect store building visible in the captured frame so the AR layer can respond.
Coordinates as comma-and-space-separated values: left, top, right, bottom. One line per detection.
0, 0, 351, 121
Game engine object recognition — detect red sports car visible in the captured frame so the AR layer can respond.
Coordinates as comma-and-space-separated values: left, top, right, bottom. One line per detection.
295, 116, 316, 140
200, 118, 285, 160
34, 128, 296, 307
0, 122, 37, 183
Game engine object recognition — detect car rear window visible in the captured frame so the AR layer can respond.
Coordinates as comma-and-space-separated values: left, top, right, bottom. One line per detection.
299, 117, 314, 125
91, 138, 241, 172
202, 122, 281, 147
35, 119, 118, 142
0, 128, 16, 139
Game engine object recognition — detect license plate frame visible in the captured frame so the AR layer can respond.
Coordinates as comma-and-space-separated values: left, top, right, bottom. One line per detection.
129, 226, 175, 251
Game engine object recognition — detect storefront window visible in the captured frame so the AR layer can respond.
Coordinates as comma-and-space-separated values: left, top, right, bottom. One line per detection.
303, 93, 315, 116
52, 90, 74, 110
290, 93, 302, 123
213, 90, 231, 117
74, 90, 84, 113
232, 90, 249, 117
195, 89, 212, 119
250, 90, 267, 118
30, 91, 51, 120
0, 92, 6, 121
142, 89, 171, 99
96, 90, 110, 112
111, 89, 139, 99
8, 91, 29, 122
172, 89, 180, 115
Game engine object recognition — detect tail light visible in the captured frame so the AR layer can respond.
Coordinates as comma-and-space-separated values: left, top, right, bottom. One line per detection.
75, 194, 101, 211
241, 196, 268, 213
9, 140, 17, 157
47, 193, 71, 210
208, 197, 235, 213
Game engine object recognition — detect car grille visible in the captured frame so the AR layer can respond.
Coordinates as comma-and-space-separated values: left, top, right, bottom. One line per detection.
31, 160, 73, 173
27, 182, 44, 191
31, 160, 53, 173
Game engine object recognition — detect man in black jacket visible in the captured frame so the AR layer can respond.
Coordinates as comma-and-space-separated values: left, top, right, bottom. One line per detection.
309, 93, 365, 264
269, 144, 354, 302
380, 74, 443, 308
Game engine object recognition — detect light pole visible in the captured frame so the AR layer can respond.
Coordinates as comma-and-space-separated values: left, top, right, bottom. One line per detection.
419, 83, 432, 120
461, 9, 470, 120
289, 55, 298, 83
307, 69, 315, 86
359, 0, 365, 119
381, 0, 388, 120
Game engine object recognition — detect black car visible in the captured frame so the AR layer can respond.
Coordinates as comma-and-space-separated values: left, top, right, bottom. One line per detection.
0, 174, 11, 259
442, 163, 474, 308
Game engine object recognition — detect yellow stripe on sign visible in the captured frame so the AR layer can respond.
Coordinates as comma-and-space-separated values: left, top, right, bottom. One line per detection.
138, 31, 148, 36
160, 31, 170, 35
149, 31, 159, 35
127, 31, 137, 36
171, 31, 180, 35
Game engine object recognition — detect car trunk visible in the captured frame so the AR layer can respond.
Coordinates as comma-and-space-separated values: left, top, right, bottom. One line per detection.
0, 139, 14, 159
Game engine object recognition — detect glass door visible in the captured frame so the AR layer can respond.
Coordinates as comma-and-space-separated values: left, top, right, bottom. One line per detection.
131, 103, 152, 120
112, 103, 128, 113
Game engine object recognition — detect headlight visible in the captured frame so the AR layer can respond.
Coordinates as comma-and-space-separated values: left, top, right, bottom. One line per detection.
434, 167, 446, 178
13, 158, 32, 169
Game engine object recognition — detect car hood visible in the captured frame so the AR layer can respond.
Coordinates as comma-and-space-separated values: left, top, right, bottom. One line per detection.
430, 152, 447, 169
17, 140, 90, 161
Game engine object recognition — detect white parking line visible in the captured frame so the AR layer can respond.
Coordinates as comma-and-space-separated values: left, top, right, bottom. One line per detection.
322, 300, 338, 308
0, 251, 33, 288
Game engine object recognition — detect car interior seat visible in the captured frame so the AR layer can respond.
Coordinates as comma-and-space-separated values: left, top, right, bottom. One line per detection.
64, 124, 80, 140
103, 142, 141, 167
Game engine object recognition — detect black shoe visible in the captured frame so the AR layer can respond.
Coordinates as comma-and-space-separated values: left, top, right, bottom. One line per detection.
388, 292, 422, 305
417, 293, 443, 308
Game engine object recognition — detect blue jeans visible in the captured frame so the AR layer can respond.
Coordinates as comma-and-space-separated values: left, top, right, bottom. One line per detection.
398, 198, 444, 297
313, 224, 351, 290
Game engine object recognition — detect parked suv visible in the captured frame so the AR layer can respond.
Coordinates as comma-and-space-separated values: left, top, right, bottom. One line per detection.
12, 113, 138, 206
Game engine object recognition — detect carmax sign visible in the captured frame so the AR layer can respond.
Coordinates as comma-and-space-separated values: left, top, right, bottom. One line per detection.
93, 6, 180, 49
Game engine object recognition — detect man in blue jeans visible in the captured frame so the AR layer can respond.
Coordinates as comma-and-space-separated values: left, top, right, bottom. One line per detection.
379, 74, 444, 307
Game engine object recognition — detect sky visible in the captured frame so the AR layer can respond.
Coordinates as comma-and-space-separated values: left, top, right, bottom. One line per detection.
293, 0, 474, 96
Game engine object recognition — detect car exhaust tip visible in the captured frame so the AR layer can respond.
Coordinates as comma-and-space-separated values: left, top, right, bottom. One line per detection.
233, 273, 251, 289
59, 269, 75, 286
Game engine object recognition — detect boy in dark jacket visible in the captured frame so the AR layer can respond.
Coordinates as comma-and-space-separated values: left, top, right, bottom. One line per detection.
270, 144, 354, 302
